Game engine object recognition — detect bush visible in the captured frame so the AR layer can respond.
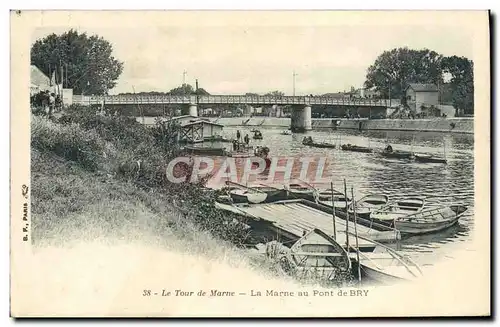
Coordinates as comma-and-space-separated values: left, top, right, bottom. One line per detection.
31, 116, 105, 171
32, 112, 251, 246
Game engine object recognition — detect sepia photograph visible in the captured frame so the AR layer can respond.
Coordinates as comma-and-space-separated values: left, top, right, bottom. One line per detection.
10, 10, 490, 317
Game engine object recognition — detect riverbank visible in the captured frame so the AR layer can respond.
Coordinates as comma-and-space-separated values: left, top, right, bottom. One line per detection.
207, 117, 474, 134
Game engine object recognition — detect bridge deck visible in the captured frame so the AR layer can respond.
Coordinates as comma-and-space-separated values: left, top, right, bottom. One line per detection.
73, 94, 400, 107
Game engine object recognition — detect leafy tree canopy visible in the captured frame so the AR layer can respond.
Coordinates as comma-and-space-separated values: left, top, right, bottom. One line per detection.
264, 90, 285, 97
441, 56, 474, 114
31, 29, 124, 95
364, 47, 443, 99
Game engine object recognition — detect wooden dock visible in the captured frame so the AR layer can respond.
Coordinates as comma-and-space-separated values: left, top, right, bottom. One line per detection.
215, 199, 400, 245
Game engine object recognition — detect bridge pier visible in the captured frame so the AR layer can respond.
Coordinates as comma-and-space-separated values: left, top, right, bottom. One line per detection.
188, 103, 198, 117
290, 105, 312, 132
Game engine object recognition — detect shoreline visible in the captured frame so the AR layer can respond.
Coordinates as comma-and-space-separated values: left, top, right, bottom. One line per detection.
136, 116, 474, 135
211, 117, 474, 135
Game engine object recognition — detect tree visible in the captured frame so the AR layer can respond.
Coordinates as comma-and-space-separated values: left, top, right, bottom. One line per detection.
264, 90, 285, 97
364, 47, 443, 100
31, 29, 124, 95
167, 84, 210, 96
441, 56, 474, 115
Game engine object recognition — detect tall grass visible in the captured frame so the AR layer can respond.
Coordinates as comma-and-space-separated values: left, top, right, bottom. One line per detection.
31, 110, 250, 248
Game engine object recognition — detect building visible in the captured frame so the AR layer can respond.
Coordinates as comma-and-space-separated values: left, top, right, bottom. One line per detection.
405, 83, 439, 114
30, 65, 53, 95
31, 65, 74, 106
162, 115, 224, 143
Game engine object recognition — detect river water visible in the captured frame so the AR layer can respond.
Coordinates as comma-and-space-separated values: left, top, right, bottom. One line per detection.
213, 125, 475, 269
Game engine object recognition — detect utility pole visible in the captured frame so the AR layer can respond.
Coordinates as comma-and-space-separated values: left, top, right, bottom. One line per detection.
293, 70, 298, 96
183, 70, 187, 85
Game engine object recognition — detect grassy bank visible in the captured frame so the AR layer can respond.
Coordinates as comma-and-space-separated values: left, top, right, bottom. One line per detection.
30, 109, 354, 289
30, 109, 260, 263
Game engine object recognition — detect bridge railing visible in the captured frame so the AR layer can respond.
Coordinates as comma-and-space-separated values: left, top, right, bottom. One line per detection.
73, 94, 401, 107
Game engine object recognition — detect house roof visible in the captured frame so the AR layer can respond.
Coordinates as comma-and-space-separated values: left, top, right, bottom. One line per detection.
31, 65, 51, 88
406, 83, 439, 92
181, 120, 224, 128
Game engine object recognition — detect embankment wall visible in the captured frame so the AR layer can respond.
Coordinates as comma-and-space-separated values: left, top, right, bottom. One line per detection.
212, 117, 474, 134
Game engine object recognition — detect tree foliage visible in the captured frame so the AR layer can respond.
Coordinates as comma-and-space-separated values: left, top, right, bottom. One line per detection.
264, 90, 285, 97
31, 29, 124, 95
441, 56, 474, 114
168, 84, 210, 96
118, 84, 210, 96
364, 47, 443, 99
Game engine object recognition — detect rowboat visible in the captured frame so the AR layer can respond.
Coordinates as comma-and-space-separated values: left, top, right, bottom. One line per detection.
414, 153, 447, 164
203, 135, 233, 143
316, 189, 351, 209
183, 145, 227, 156
281, 130, 292, 135
289, 228, 352, 280
370, 197, 425, 224
226, 150, 254, 158
286, 183, 317, 199
350, 235, 424, 284
303, 139, 337, 149
379, 149, 415, 160
222, 182, 288, 204
348, 194, 389, 219
393, 204, 468, 235
228, 189, 268, 204
341, 144, 374, 153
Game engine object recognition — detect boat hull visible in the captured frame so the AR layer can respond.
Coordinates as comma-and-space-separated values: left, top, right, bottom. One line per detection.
360, 263, 410, 285
415, 155, 447, 164
380, 151, 414, 159
395, 216, 461, 235
341, 145, 373, 153
303, 142, 336, 149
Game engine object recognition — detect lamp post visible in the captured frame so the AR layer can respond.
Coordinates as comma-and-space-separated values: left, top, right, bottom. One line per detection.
293, 70, 298, 96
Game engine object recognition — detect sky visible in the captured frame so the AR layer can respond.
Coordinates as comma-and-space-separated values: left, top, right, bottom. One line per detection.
30, 12, 476, 96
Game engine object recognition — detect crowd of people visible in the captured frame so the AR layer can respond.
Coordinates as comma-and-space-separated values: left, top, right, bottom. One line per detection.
30, 90, 62, 116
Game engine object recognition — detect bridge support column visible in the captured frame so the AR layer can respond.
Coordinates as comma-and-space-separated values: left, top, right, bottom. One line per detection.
188, 103, 198, 117
291, 105, 312, 132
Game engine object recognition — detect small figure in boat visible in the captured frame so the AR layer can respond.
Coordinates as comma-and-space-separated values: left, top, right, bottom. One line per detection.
253, 130, 263, 139
385, 145, 393, 153
302, 136, 313, 145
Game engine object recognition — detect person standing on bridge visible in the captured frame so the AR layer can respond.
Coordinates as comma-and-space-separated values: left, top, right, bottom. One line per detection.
244, 134, 250, 145
236, 130, 241, 141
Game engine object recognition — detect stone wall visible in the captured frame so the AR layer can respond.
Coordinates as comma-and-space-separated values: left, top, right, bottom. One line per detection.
206, 117, 474, 134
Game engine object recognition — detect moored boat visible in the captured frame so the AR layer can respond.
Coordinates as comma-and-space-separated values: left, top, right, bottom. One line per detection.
414, 153, 447, 164
394, 204, 468, 235
183, 145, 227, 156
348, 194, 389, 219
288, 228, 352, 280
380, 149, 415, 160
316, 189, 351, 209
349, 234, 424, 284
302, 137, 336, 149
281, 130, 292, 135
228, 189, 268, 204
341, 144, 374, 153
370, 197, 425, 225
286, 183, 317, 199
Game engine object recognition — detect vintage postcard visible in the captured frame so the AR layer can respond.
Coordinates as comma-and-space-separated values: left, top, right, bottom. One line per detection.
10, 10, 490, 317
